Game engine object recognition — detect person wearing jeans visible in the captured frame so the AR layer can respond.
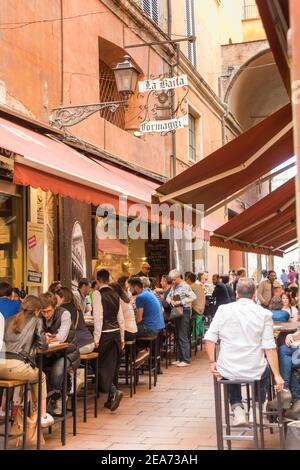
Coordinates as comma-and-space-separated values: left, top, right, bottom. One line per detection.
205, 278, 284, 427
166, 270, 196, 367
277, 331, 300, 419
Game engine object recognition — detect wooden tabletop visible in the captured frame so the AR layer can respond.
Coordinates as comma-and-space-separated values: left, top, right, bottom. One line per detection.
36, 342, 69, 354
273, 322, 300, 332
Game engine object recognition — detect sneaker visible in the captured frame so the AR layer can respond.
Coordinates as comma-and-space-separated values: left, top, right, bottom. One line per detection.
232, 406, 248, 427
135, 349, 150, 367
110, 390, 123, 412
176, 362, 190, 367
104, 400, 111, 410
267, 389, 292, 411
172, 360, 180, 365
41, 412, 54, 428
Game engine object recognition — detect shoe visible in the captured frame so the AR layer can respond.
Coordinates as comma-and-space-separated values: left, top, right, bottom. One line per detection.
110, 390, 123, 412
76, 368, 85, 394
172, 360, 180, 365
232, 406, 248, 427
267, 389, 292, 411
135, 349, 150, 367
285, 399, 300, 420
176, 362, 190, 367
41, 412, 54, 428
52, 395, 68, 416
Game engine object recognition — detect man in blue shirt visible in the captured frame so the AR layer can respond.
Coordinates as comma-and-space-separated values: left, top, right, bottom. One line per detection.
0, 282, 21, 320
129, 277, 164, 361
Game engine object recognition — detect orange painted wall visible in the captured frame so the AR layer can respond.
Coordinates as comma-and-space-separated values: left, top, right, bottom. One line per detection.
0, 0, 173, 178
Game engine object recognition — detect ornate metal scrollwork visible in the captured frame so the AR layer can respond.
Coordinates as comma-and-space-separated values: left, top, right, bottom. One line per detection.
50, 101, 127, 128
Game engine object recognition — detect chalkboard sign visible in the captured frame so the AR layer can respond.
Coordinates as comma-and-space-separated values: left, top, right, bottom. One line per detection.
146, 240, 170, 276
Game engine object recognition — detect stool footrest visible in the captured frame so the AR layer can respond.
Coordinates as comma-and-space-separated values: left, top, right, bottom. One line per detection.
80, 353, 98, 360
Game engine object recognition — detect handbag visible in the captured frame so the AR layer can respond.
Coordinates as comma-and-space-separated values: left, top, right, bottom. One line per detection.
169, 290, 184, 320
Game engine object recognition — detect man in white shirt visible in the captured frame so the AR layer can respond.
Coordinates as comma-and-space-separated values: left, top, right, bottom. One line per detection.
205, 278, 284, 426
92, 269, 125, 412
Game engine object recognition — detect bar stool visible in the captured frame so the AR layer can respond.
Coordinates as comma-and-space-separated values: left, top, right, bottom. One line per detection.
213, 377, 285, 450
0, 379, 29, 450
136, 336, 158, 390
162, 323, 173, 369
79, 352, 99, 423
124, 340, 136, 397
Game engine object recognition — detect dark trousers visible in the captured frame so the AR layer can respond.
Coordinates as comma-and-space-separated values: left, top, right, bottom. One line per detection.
125, 331, 137, 342
136, 323, 158, 351
228, 367, 270, 408
44, 356, 71, 396
96, 330, 121, 396
175, 308, 191, 364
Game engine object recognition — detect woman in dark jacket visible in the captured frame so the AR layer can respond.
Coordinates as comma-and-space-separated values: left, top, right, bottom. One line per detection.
0, 296, 54, 427
56, 287, 94, 354
39, 292, 80, 415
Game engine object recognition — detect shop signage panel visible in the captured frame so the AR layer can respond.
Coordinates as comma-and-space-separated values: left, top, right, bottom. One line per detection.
27, 222, 44, 285
138, 74, 188, 93
140, 115, 188, 133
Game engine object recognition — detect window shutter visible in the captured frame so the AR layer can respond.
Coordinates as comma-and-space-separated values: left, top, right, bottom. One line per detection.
142, 0, 159, 25
185, 0, 196, 67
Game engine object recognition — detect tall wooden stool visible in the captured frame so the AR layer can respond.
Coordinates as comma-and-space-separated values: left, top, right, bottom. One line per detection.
79, 352, 99, 423
0, 379, 29, 450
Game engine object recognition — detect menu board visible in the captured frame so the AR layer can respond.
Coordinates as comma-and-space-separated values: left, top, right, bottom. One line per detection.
146, 240, 170, 276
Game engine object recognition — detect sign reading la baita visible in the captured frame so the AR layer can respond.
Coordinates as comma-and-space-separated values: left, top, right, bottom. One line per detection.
138, 74, 189, 134
138, 74, 188, 93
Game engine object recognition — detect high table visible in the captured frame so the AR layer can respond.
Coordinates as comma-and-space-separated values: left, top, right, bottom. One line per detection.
273, 321, 300, 337
36, 342, 69, 450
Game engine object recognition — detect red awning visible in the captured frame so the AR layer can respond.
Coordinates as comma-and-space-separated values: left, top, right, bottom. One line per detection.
97, 238, 128, 256
210, 179, 296, 258
155, 104, 293, 214
0, 116, 157, 208
256, 0, 290, 95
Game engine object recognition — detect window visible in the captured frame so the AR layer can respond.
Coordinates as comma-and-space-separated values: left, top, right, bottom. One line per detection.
99, 59, 125, 129
189, 114, 196, 162
242, 1, 259, 19
142, 0, 159, 25
185, 0, 196, 66
188, 111, 203, 162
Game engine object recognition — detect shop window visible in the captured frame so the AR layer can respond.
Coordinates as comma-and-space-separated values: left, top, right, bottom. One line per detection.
99, 59, 125, 130
0, 190, 23, 287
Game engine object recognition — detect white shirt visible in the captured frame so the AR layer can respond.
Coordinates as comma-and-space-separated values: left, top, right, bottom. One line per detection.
204, 298, 276, 380
120, 299, 137, 334
92, 286, 125, 343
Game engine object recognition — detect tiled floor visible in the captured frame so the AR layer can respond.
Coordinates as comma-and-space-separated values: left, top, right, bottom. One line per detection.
3, 350, 282, 450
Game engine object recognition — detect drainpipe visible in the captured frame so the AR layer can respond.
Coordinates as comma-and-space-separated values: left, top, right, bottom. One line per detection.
167, 0, 178, 177
60, 0, 64, 105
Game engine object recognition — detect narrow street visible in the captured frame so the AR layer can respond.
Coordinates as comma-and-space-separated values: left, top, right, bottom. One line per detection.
42, 352, 280, 451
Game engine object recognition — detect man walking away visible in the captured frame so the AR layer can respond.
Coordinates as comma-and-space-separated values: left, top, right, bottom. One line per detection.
93, 269, 125, 411
205, 278, 284, 427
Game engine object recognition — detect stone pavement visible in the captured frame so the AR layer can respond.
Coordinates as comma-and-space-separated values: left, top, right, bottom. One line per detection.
1, 350, 282, 450
42, 350, 281, 451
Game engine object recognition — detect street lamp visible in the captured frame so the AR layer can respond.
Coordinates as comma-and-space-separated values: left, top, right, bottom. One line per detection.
50, 55, 139, 128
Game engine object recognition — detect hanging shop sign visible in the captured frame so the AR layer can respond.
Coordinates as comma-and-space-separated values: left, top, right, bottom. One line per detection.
27, 222, 44, 285
140, 115, 188, 133
138, 74, 188, 93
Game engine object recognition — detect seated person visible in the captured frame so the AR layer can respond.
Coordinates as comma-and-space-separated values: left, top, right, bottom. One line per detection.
269, 297, 289, 322
0, 296, 54, 429
128, 277, 165, 359
39, 292, 80, 415
0, 281, 21, 320
282, 292, 299, 322
205, 278, 284, 427
275, 330, 300, 419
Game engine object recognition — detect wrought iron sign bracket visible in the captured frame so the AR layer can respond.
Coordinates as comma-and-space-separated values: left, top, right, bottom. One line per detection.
50, 101, 128, 128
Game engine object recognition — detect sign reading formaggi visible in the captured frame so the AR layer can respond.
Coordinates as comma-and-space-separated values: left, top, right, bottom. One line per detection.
140, 115, 188, 133
138, 74, 188, 93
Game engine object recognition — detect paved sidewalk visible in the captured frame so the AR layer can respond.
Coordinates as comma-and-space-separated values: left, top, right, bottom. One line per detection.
42, 351, 281, 451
